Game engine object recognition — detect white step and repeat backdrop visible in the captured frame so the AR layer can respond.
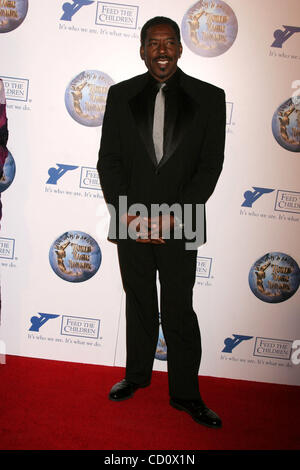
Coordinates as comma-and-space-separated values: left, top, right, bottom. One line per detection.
0, 0, 299, 385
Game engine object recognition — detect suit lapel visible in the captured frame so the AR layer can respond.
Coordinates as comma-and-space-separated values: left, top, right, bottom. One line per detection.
129, 86, 157, 167
160, 88, 197, 168
128, 70, 198, 168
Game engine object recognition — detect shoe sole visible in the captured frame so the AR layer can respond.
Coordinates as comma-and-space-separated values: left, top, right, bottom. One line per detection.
170, 400, 222, 429
109, 394, 134, 402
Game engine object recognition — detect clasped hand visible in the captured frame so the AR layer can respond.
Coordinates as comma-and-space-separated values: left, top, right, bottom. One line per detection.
121, 214, 175, 244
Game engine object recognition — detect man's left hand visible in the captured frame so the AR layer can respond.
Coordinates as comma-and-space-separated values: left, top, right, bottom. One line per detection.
136, 215, 174, 244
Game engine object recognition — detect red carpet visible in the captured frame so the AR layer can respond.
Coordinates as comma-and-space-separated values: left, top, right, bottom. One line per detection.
0, 355, 299, 450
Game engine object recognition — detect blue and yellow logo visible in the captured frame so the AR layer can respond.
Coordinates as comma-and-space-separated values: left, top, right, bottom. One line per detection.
249, 252, 300, 303
181, 0, 238, 57
0, 0, 28, 33
0, 150, 16, 193
272, 96, 300, 152
65, 70, 114, 127
49, 231, 102, 282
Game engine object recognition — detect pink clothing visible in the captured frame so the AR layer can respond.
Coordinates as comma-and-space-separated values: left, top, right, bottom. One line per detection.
0, 102, 6, 127
0, 104, 8, 167
0, 79, 8, 220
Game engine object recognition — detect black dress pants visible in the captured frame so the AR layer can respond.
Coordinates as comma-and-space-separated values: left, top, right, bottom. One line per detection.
117, 238, 202, 400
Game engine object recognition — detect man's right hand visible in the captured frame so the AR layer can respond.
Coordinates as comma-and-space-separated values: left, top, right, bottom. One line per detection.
120, 214, 165, 244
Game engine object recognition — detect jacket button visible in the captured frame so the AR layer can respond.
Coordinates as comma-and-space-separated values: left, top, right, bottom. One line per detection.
155, 169, 160, 175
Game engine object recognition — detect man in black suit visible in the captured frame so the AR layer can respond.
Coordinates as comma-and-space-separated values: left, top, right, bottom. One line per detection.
97, 16, 226, 428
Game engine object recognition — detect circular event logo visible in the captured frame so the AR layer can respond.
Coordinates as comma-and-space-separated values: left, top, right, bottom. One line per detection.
49, 231, 102, 283
181, 0, 238, 57
155, 315, 167, 361
65, 70, 114, 127
0, 0, 28, 34
249, 252, 300, 303
272, 96, 300, 152
0, 150, 16, 193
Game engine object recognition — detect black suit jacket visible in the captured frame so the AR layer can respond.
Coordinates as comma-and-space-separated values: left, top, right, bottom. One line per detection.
97, 68, 226, 247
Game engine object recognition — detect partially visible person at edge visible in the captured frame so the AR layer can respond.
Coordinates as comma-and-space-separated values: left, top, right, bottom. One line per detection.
0, 78, 8, 222
0, 78, 8, 316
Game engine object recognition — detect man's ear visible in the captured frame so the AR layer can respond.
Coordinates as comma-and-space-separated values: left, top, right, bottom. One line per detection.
140, 45, 145, 60
179, 43, 183, 58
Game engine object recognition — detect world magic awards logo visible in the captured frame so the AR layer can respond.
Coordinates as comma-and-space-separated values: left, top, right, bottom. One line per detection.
181, 0, 238, 57
249, 252, 300, 303
49, 231, 102, 282
0, 150, 16, 193
272, 95, 300, 152
0, 0, 28, 33
65, 70, 114, 126
155, 314, 167, 361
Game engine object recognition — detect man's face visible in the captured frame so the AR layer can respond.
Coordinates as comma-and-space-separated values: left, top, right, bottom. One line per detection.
140, 23, 182, 82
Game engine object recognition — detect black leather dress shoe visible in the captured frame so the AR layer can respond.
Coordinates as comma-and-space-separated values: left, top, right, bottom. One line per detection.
109, 379, 150, 401
170, 397, 222, 429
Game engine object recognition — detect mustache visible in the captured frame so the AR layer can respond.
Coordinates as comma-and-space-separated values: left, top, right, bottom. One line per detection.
155, 56, 172, 61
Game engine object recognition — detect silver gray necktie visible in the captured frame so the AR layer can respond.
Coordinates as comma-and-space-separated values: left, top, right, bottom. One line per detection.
153, 83, 166, 163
